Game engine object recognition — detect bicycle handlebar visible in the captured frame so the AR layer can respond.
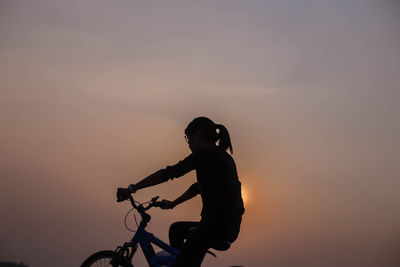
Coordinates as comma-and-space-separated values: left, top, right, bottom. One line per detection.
129, 195, 161, 209
129, 195, 161, 213
128, 195, 163, 225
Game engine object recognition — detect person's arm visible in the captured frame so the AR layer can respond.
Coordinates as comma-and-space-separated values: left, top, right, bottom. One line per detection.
131, 170, 168, 192
117, 153, 197, 202
160, 182, 200, 209
117, 170, 168, 202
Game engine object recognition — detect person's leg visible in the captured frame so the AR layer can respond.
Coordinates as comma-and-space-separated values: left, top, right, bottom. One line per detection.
171, 223, 211, 267
169, 221, 198, 250
171, 215, 242, 267
172, 216, 225, 267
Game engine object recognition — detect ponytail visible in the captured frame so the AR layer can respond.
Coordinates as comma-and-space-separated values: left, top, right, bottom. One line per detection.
185, 117, 234, 154
216, 124, 233, 154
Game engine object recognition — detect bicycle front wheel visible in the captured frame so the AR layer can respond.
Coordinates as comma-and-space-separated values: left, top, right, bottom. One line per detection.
80, 250, 133, 267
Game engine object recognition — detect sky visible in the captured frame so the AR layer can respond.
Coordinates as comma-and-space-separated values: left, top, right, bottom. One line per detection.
0, 0, 399, 266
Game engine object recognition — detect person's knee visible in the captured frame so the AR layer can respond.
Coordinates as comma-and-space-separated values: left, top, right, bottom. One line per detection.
169, 222, 189, 246
169, 222, 181, 237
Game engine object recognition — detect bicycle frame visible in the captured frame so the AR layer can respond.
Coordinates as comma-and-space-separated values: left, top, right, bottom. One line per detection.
130, 222, 179, 266
115, 196, 205, 267
82, 195, 217, 267
115, 196, 180, 267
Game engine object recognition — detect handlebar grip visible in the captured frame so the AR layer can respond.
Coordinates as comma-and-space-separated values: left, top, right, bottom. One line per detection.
117, 197, 126, 202
152, 201, 162, 207
117, 188, 130, 202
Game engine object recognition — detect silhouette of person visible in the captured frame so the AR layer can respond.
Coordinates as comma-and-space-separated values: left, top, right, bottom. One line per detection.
117, 117, 245, 267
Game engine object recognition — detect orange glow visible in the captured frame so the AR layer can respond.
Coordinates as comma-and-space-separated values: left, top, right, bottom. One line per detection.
242, 185, 249, 206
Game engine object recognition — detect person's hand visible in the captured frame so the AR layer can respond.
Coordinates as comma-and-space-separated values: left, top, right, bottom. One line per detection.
116, 187, 131, 202
159, 199, 176, 209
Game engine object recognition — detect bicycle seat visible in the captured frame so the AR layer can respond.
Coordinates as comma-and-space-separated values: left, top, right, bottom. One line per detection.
212, 241, 231, 251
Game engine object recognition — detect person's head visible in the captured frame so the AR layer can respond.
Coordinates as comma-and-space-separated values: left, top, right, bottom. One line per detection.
184, 117, 233, 154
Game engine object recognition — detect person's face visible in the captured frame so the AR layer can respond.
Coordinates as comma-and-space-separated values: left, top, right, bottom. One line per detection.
185, 129, 202, 152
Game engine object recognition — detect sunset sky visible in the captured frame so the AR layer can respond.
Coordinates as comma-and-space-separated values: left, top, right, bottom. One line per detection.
1, 1, 399, 266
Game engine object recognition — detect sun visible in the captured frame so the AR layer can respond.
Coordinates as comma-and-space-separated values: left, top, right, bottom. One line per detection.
241, 186, 248, 206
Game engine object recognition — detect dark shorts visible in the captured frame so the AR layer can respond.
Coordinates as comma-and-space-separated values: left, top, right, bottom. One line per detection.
170, 214, 242, 267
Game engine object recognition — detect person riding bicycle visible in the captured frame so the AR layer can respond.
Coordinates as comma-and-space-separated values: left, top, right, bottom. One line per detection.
117, 116, 245, 267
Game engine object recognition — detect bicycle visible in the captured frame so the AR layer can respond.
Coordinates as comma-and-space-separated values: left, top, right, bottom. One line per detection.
80, 195, 231, 267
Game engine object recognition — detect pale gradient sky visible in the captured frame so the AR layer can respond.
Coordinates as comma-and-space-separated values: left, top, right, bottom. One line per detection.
0, 1, 399, 266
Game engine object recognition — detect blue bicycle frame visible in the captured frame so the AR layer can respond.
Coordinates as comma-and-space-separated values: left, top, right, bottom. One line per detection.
131, 222, 179, 266
114, 196, 206, 267
82, 195, 221, 267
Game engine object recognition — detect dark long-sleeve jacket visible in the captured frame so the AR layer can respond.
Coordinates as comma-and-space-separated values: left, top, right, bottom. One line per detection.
160, 145, 245, 219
